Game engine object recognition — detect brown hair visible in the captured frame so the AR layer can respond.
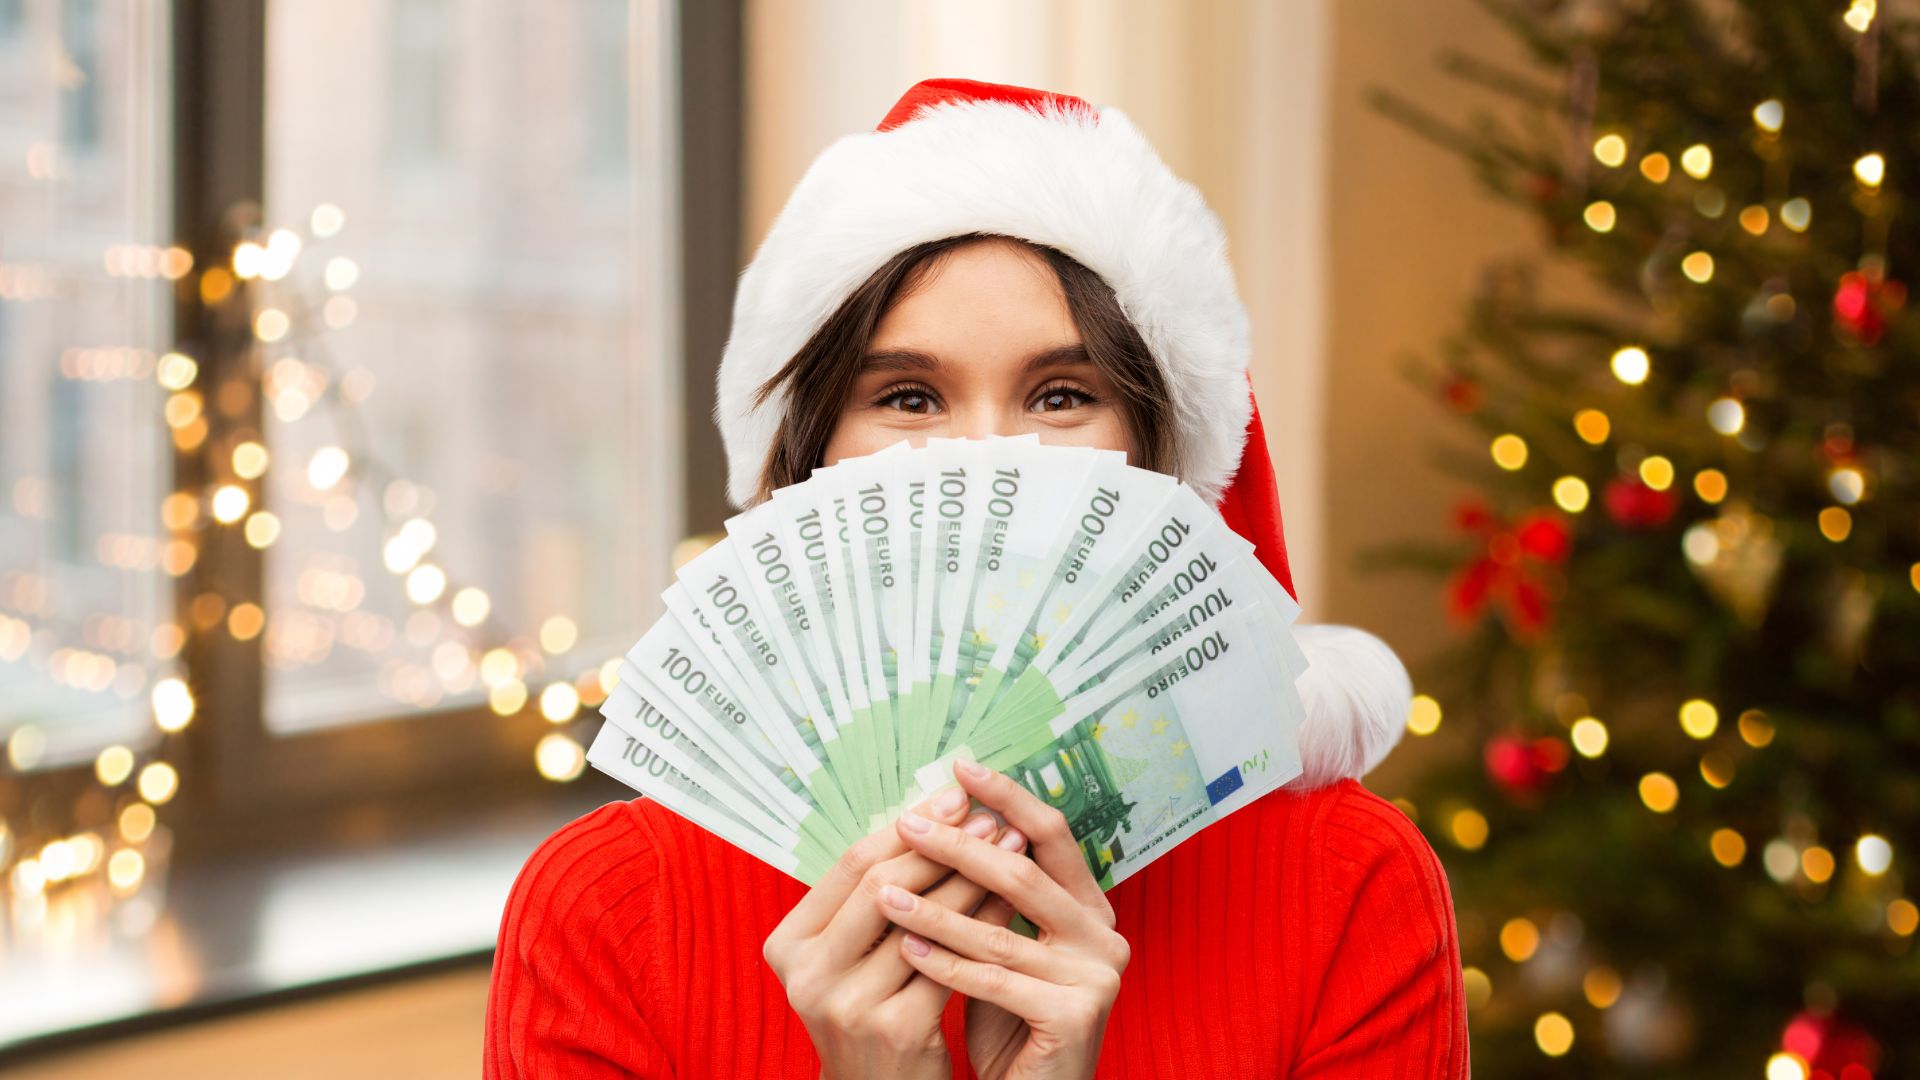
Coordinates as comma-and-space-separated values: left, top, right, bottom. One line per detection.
749, 232, 1176, 503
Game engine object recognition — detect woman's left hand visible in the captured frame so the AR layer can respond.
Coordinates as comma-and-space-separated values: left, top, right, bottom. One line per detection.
874, 758, 1130, 1080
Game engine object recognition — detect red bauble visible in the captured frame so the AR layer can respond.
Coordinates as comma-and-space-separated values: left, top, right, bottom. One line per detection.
1832, 271, 1907, 346
1604, 476, 1678, 529
1781, 1011, 1881, 1079
1484, 733, 1570, 800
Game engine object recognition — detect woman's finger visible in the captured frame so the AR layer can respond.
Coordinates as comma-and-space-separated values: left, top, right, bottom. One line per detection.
846, 827, 1029, 998
896, 810, 1086, 935
950, 759, 1112, 915
819, 811, 1002, 970
898, 930, 1057, 1021
875, 880, 1078, 984
777, 785, 974, 938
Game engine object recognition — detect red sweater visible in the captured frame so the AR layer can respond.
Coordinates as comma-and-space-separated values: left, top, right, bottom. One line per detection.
484, 778, 1469, 1078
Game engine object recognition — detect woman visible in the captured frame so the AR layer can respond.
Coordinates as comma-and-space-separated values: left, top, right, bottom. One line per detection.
485, 78, 1468, 1079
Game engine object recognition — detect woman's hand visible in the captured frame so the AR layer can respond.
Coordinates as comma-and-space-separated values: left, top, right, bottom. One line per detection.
765, 784, 1029, 1080
877, 760, 1130, 1080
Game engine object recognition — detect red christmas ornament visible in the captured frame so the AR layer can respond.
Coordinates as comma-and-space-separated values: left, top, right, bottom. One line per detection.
1441, 373, 1483, 414
1832, 270, 1907, 346
1483, 732, 1571, 801
1446, 499, 1572, 641
1603, 476, 1678, 529
1781, 1011, 1881, 1080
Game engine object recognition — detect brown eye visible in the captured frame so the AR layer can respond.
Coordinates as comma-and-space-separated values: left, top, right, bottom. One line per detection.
1032, 385, 1094, 412
878, 386, 941, 414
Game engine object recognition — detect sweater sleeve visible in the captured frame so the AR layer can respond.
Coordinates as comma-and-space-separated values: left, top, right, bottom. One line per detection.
484, 800, 679, 1079
1290, 782, 1471, 1079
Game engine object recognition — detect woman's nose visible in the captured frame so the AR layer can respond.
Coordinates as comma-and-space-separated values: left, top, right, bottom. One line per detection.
949, 404, 1014, 442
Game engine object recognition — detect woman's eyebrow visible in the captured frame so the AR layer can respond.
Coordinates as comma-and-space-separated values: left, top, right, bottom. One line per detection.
857, 343, 1091, 374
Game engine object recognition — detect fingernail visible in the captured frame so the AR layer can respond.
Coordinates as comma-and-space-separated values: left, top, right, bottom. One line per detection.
997, 828, 1026, 851
932, 787, 968, 817
904, 933, 932, 957
955, 758, 988, 779
881, 884, 915, 911
900, 811, 932, 834
962, 813, 995, 838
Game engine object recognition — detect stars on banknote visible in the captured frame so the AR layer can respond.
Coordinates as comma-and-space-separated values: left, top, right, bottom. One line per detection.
1172, 774, 1191, 791
1017, 569, 1036, 591
1120, 708, 1139, 730
971, 628, 991, 646
1151, 716, 1169, 735
1091, 722, 1108, 743
1053, 602, 1073, 624
986, 592, 1007, 613
1170, 739, 1189, 758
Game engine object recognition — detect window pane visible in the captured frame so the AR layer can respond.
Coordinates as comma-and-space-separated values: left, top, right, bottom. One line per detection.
0, 3, 174, 766
260, 0, 680, 734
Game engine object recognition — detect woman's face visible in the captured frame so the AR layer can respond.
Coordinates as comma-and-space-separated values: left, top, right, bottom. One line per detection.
821, 238, 1139, 466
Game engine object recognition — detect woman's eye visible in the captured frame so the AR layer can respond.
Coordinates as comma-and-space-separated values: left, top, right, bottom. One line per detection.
879, 388, 941, 414
1033, 386, 1093, 412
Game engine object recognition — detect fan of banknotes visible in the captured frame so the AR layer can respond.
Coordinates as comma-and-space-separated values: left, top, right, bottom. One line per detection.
586, 435, 1310, 890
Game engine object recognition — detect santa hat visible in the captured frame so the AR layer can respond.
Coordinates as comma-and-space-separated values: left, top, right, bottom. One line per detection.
715, 77, 1409, 790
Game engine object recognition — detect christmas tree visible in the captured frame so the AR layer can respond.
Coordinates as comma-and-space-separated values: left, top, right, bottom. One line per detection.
1361, 1, 1918, 1075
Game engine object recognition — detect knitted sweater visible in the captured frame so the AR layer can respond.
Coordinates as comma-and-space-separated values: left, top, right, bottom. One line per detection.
484, 778, 1469, 1078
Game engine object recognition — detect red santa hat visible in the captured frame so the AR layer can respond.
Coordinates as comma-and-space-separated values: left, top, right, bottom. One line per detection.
716, 77, 1409, 789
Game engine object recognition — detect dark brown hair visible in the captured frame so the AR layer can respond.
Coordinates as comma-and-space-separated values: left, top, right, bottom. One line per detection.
749, 231, 1175, 503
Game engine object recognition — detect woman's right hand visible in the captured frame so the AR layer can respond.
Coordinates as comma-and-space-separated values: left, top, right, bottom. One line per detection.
765, 785, 1030, 1080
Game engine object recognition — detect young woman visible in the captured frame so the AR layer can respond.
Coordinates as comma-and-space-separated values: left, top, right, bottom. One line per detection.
485, 79, 1468, 1079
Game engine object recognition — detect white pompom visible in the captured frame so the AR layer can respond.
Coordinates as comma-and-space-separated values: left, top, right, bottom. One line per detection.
1285, 623, 1412, 790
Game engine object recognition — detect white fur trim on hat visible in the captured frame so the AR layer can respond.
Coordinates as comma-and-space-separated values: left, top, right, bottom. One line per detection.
716, 95, 1254, 508
1286, 624, 1413, 790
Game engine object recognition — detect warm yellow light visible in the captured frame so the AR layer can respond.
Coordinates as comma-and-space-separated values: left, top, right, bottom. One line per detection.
1694, 469, 1728, 503
152, 676, 195, 732
161, 491, 200, 531
138, 762, 179, 804
325, 256, 360, 291
1491, 434, 1529, 471
1680, 144, 1713, 179
1639, 772, 1678, 812
307, 446, 350, 490
1768, 1052, 1809, 1080
95, 745, 136, 786
232, 241, 266, 279
1739, 709, 1775, 747
231, 441, 270, 480
119, 802, 156, 842
1711, 828, 1747, 867
452, 587, 492, 627
1678, 699, 1718, 739
1638, 455, 1675, 491
254, 308, 290, 342
227, 602, 265, 641
1500, 917, 1540, 961
1856, 834, 1893, 875
1700, 750, 1735, 788
1802, 845, 1836, 883
1638, 152, 1670, 183
480, 648, 520, 687
1780, 197, 1812, 231
1739, 205, 1770, 235
600, 657, 621, 692
211, 484, 250, 523
1582, 966, 1622, 1008
1681, 250, 1715, 283
1764, 839, 1801, 882
540, 616, 580, 655
1462, 967, 1492, 1009
1854, 152, 1885, 188
1610, 346, 1650, 385
406, 564, 448, 604
539, 681, 581, 723
1593, 134, 1627, 167
1570, 717, 1608, 758
1534, 1011, 1574, 1056
244, 511, 281, 549
1707, 397, 1745, 435
536, 732, 587, 781
1583, 201, 1616, 233
164, 390, 203, 429
1829, 467, 1865, 505
1407, 694, 1442, 736
156, 352, 199, 390
7, 724, 46, 770
1450, 808, 1489, 850
1573, 408, 1611, 444
1767, 292, 1797, 321
489, 679, 529, 716
107, 848, 145, 893
1752, 99, 1784, 132
1819, 507, 1852, 542
1889, 899, 1919, 936
1551, 477, 1590, 513
311, 203, 346, 237
1912, 563, 1920, 594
